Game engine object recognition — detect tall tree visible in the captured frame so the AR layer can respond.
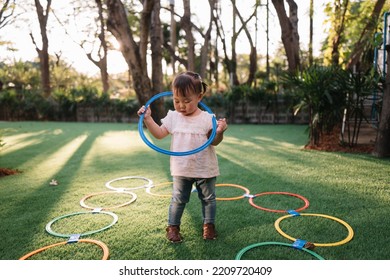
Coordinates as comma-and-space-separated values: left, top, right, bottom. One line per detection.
169, 0, 177, 75
308, 0, 313, 66
232, 1, 258, 86
212, 0, 237, 85
150, 0, 164, 94
53, 0, 110, 93
162, 0, 219, 81
346, 0, 386, 70
31, 0, 51, 98
181, 0, 195, 71
92, 0, 109, 93
106, 0, 165, 121
326, 0, 349, 66
198, 0, 215, 79
271, 0, 300, 72
214, 0, 258, 86
0, 0, 15, 29
373, 44, 390, 157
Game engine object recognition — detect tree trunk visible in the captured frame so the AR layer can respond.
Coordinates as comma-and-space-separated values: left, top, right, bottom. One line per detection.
105, 2, 147, 97
212, 0, 238, 86
271, 0, 300, 72
150, 0, 164, 94
199, 0, 215, 79
309, 0, 313, 66
33, 0, 51, 98
232, 2, 258, 86
169, 1, 177, 75
181, 0, 196, 72
373, 45, 390, 157
139, 0, 154, 67
95, 0, 109, 93
230, 0, 239, 85
106, 0, 165, 122
330, 0, 349, 66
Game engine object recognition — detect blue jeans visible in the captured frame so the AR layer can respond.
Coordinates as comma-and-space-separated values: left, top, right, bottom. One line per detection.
168, 176, 217, 226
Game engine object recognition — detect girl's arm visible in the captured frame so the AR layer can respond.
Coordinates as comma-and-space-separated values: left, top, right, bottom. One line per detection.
211, 118, 228, 146
137, 106, 169, 139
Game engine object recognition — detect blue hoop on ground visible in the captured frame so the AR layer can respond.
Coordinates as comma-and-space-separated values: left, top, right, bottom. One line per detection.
45, 211, 118, 238
138, 91, 218, 156
235, 241, 325, 260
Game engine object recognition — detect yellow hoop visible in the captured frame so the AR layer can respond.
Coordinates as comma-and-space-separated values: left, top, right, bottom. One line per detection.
216, 183, 250, 201
145, 182, 172, 198
19, 239, 109, 260
274, 213, 354, 247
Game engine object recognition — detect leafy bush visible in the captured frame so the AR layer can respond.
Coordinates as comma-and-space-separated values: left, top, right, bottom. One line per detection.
281, 65, 346, 146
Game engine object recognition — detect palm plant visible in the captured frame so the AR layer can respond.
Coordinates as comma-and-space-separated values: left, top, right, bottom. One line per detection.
341, 69, 382, 146
281, 65, 346, 146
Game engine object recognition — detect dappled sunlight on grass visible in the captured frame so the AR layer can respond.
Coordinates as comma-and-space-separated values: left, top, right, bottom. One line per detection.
25, 134, 88, 183
252, 136, 302, 149
77, 130, 141, 169
217, 134, 305, 178
93, 130, 146, 154
52, 129, 63, 135
1, 131, 47, 156
222, 136, 265, 151
1, 138, 43, 156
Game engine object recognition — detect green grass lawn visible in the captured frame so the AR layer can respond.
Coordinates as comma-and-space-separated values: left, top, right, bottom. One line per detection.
0, 121, 389, 260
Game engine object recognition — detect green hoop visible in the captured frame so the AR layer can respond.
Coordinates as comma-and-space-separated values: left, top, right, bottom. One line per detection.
45, 211, 118, 238
235, 241, 325, 260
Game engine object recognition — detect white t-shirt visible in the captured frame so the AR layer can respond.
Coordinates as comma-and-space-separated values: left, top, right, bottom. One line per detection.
161, 110, 219, 178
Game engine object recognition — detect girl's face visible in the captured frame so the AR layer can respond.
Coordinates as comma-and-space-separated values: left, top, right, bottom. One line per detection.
173, 91, 202, 116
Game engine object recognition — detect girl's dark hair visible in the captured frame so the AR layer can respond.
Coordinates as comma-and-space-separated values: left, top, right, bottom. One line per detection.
172, 71, 208, 97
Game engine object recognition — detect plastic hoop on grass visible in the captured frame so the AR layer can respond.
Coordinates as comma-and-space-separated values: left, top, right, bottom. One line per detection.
80, 191, 137, 210
216, 183, 250, 201
19, 239, 109, 260
274, 213, 354, 247
45, 211, 118, 238
146, 182, 172, 198
249, 192, 309, 213
105, 176, 153, 191
138, 91, 218, 156
235, 241, 325, 260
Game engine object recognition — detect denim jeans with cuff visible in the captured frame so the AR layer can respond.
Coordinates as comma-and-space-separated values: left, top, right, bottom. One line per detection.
168, 176, 216, 226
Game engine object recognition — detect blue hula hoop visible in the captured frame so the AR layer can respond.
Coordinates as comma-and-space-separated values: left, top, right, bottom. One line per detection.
138, 91, 217, 156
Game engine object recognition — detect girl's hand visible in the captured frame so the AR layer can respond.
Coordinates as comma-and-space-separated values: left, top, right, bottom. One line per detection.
216, 118, 228, 134
137, 106, 152, 119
